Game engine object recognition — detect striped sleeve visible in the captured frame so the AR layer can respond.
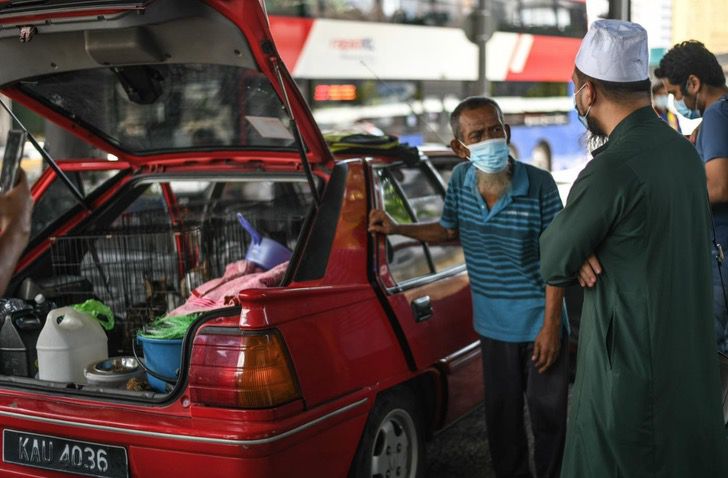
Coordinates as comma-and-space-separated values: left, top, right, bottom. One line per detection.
439, 164, 464, 230
540, 174, 563, 233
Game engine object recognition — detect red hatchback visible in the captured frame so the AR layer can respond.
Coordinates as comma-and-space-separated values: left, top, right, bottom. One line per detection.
0, 1, 482, 477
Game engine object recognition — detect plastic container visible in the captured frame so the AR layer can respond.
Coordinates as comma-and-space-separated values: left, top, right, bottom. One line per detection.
136, 335, 182, 392
37, 307, 108, 384
84, 356, 145, 388
0, 298, 45, 377
237, 213, 291, 270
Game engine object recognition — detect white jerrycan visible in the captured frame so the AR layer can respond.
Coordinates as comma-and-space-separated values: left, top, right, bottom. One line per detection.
36, 306, 108, 384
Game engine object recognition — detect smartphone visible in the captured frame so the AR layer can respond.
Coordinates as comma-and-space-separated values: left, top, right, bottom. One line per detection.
0, 130, 27, 194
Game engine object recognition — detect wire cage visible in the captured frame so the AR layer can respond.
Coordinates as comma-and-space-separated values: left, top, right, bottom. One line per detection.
49, 226, 206, 351
47, 211, 304, 353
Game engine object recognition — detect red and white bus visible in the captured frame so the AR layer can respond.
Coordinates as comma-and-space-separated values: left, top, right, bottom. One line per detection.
267, 0, 589, 172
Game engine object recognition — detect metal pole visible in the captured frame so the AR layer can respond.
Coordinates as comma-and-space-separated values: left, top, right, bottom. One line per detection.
471, 0, 492, 97
609, 0, 631, 21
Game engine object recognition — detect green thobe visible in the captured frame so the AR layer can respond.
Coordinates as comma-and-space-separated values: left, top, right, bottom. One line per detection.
540, 107, 728, 477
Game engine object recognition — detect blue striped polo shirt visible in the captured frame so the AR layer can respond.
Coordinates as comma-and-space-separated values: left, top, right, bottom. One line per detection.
440, 159, 566, 342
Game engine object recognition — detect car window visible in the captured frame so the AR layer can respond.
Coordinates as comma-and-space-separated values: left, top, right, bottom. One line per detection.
169, 179, 312, 257
111, 182, 171, 229
20, 64, 296, 154
52, 177, 313, 325
31, 169, 121, 238
379, 170, 432, 283
428, 242, 465, 273
379, 163, 465, 280
429, 156, 464, 188
392, 166, 443, 221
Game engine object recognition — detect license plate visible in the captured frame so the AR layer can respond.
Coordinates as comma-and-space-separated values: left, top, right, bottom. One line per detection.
3, 429, 128, 478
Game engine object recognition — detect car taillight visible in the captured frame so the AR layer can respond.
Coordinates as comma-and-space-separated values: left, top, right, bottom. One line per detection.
189, 327, 301, 409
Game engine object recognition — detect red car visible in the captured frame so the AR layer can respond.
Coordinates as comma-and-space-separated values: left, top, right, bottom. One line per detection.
0, 1, 482, 477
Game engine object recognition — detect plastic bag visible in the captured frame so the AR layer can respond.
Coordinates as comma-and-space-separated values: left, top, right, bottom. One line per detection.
138, 314, 198, 340
71, 299, 115, 331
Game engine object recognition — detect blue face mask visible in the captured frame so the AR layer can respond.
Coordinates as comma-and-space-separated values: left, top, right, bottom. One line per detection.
674, 98, 700, 119
574, 83, 592, 129
460, 137, 509, 173
674, 80, 702, 119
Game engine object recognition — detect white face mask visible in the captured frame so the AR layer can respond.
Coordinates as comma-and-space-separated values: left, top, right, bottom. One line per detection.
653, 94, 669, 110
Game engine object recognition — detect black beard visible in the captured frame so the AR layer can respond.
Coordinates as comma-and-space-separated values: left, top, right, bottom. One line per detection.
586, 114, 606, 138
584, 114, 608, 153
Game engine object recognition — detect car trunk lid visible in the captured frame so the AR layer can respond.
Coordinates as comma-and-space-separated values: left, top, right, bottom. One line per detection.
0, 0, 334, 170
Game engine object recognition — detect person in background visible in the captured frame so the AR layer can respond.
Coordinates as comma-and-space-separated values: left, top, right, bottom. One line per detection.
540, 20, 728, 477
0, 169, 32, 296
651, 82, 681, 132
655, 40, 728, 354
369, 96, 569, 478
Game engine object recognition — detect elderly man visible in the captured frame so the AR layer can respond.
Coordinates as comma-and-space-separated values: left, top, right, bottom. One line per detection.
369, 96, 568, 478
540, 20, 728, 477
0, 169, 32, 296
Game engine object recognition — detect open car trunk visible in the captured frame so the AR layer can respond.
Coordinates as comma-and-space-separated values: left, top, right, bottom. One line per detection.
0, 0, 329, 400
1, 171, 316, 398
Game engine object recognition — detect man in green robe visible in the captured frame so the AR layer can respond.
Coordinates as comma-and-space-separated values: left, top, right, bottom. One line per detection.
540, 20, 728, 477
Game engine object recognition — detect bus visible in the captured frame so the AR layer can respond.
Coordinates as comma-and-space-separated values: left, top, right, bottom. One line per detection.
266, 0, 589, 172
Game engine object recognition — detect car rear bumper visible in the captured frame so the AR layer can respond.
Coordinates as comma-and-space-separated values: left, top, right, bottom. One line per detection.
0, 391, 371, 477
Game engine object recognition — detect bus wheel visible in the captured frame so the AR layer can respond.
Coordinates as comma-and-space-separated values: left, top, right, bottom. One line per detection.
532, 141, 552, 171
349, 387, 425, 478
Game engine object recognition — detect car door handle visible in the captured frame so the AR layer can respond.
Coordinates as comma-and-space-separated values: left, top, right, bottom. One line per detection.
412, 296, 433, 322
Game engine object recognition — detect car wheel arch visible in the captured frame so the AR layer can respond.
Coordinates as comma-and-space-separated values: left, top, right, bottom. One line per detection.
348, 370, 444, 478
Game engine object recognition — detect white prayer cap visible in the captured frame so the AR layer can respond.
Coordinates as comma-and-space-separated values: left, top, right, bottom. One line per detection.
575, 19, 648, 82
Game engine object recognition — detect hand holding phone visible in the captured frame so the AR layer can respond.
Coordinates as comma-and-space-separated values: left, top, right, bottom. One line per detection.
0, 130, 27, 194
0, 168, 32, 234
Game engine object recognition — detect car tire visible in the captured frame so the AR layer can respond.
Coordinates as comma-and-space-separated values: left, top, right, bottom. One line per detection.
349, 387, 425, 478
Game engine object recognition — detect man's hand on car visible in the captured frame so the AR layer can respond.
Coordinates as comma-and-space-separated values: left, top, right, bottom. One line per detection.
578, 254, 602, 288
368, 209, 397, 235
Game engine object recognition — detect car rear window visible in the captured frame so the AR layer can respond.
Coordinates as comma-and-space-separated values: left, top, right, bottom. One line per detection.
17, 64, 297, 154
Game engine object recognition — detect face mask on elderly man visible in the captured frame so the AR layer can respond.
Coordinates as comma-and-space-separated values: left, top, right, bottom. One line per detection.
459, 137, 509, 173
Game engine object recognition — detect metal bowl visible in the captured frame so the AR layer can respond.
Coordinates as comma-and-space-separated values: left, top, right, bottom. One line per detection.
84, 356, 145, 387
89, 357, 140, 375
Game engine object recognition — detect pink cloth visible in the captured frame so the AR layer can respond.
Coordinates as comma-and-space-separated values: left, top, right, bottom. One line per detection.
169, 261, 289, 316
191, 259, 258, 298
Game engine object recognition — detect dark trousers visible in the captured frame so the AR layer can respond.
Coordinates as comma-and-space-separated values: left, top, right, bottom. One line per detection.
712, 217, 728, 354
480, 334, 568, 478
